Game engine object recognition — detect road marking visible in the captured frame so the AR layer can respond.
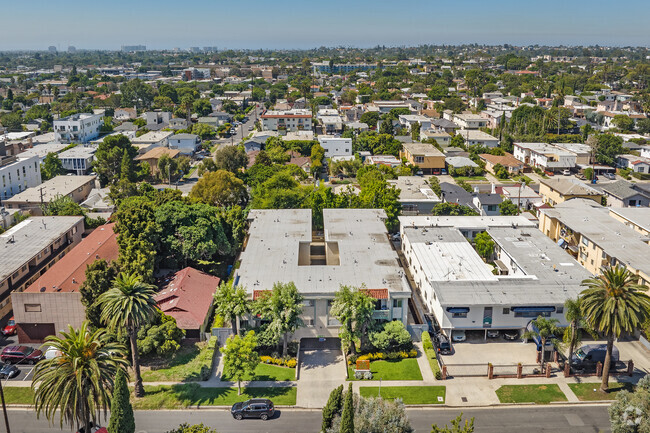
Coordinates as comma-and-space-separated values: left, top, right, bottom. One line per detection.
565, 414, 584, 426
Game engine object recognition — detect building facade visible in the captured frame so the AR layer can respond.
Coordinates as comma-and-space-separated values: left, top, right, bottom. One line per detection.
0, 156, 42, 201
54, 113, 104, 143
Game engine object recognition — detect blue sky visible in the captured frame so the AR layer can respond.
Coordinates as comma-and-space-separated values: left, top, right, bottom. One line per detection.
2, 0, 649, 50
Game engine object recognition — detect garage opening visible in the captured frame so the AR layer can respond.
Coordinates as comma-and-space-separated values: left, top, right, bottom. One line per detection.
17, 323, 56, 343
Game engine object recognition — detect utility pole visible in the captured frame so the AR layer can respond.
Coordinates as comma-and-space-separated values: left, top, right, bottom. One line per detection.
0, 378, 11, 433
39, 186, 45, 205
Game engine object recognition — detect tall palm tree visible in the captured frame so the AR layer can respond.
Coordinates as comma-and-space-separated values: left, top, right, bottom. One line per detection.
32, 322, 127, 433
98, 272, 157, 397
563, 298, 594, 372
214, 281, 250, 336
523, 316, 561, 373
254, 282, 303, 357
580, 266, 650, 391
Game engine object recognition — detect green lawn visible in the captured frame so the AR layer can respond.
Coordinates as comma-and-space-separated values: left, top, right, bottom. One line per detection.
495, 384, 568, 404
568, 382, 634, 401
141, 342, 214, 382
359, 386, 445, 404
2, 387, 35, 405
453, 176, 488, 182
136, 384, 296, 409
423, 347, 441, 379
221, 363, 296, 382
348, 358, 423, 381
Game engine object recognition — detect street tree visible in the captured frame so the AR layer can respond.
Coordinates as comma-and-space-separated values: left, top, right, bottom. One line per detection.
98, 272, 158, 397
340, 384, 354, 433
214, 280, 250, 335
190, 170, 248, 207
523, 316, 561, 372
222, 331, 259, 395
581, 266, 650, 391
431, 413, 475, 433
107, 368, 135, 433
255, 282, 304, 357
214, 145, 249, 173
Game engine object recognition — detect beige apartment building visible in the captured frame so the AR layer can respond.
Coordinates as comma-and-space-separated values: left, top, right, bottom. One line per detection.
4, 175, 96, 215
0, 216, 85, 318
400, 142, 446, 175
538, 199, 650, 287
538, 178, 603, 206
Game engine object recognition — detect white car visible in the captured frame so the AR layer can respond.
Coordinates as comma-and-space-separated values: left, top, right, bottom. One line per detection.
44, 347, 62, 360
451, 330, 466, 342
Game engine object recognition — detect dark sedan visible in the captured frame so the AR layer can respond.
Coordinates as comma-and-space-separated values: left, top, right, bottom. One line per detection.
0, 363, 19, 379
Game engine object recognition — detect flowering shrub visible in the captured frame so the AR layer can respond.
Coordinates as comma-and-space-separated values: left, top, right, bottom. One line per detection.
260, 355, 297, 368
347, 350, 417, 365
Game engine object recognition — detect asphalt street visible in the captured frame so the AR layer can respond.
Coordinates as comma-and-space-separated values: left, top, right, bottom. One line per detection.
5, 404, 611, 433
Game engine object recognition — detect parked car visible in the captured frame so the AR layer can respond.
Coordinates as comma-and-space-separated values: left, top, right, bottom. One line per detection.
486, 330, 500, 338
1, 346, 44, 365
604, 172, 616, 180
575, 173, 587, 180
451, 329, 466, 342
571, 344, 619, 371
0, 363, 19, 379
77, 422, 107, 433
562, 169, 571, 176
2, 317, 16, 336
231, 399, 275, 420
44, 346, 62, 360
525, 321, 554, 351
435, 333, 452, 355
503, 330, 520, 340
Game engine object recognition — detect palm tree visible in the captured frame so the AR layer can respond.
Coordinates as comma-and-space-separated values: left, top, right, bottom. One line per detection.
214, 281, 250, 336
254, 282, 303, 357
580, 266, 650, 391
523, 316, 561, 373
32, 322, 127, 433
98, 272, 157, 397
563, 298, 593, 372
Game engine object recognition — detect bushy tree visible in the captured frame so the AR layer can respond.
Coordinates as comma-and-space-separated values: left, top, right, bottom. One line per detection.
330, 286, 375, 354
328, 389, 413, 433
107, 368, 135, 433
41, 152, 65, 180
492, 163, 509, 179
594, 134, 624, 166
254, 282, 304, 357
609, 375, 650, 433
222, 331, 259, 395
166, 424, 218, 433
79, 259, 119, 329
137, 310, 185, 356
370, 320, 413, 352
190, 170, 247, 207
94, 134, 138, 186
214, 280, 250, 335
499, 199, 520, 216
474, 232, 494, 261
214, 145, 248, 173
120, 79, 154, 109
431, 413, 475, 433
432, 202, 479, 216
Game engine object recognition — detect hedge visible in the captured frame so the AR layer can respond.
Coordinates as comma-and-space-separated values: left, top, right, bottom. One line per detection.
260, 355, 297, 368
421, 331, 442, 380
347, 349, 417, 365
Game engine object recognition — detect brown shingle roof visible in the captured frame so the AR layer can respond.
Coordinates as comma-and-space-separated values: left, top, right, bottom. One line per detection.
479, 153, 523, 168
135, 147, 180, 161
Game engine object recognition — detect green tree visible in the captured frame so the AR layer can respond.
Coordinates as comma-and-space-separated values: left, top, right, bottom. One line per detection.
432, 202, 479, 216
322, 385, 344, 432
98, 272, 158, 397
41, 152, 65, 180
214, 280, 250, 335
79, 259, 119, 329
255, 282, 304, 357
431, 413, 475, 433
190, 170, 247, 207
499, 199, 520, 216
563, 297, 593, 373
379, 119, 394, 135
107, 368, 135, 433
214, 145, 249, 173
450, 134, 465, 149
192, 123, 216, 140
360, 112, 380, 129
411, 121, 420, 141
611, 114, 635, 132
94, 134, 138, 186
370, 320, 412, 352
580, 266, 650, 391
522, 316, 561, 372
222, 330, 259, 395
310, 143, 325, 178
120, 79, 154, 109
608, 375, 650, 433
594, 134, 624, 166
474, 232, 494, 261
340, 384, 355, 433
492, 163, 509, 180
330, 285, 375, 354
637, 118, 650, 135
193, 98, 212, 117
32, 322, 128, 433
137, 310, 185, 356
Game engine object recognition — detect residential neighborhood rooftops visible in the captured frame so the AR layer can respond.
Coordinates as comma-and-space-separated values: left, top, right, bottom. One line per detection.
25, 223, 117, 293
479, 153, 523, 168
135, 147, 180, 160
132, 130, 173, 143
402, 142, 444, 156
235, 209, 410, 296
5, 175, 96, 205
600, 180, 648, 200
388, 176, 440, 202
445, 156, 479, 168
609, 207, 650, 234
540, 178, 602, 197
0, 216, 84, 283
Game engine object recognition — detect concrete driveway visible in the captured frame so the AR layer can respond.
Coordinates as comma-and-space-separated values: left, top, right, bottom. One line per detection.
441, 339, 539, 366
297, 349, 346, 408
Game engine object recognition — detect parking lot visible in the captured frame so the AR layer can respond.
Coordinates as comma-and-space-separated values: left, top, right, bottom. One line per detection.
440, 331, 539, 366
0, 333, 40, 382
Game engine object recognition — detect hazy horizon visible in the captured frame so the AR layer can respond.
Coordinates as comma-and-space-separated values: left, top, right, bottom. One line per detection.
2, 0, 649, 51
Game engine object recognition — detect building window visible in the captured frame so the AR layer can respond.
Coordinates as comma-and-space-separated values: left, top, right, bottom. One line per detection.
415, 156, 424, 163
556, 307, 563, 314
582, 237, 589, 247
393, 299, 403, 308
502, 308, 510, 315
302, 300, 314, 307
24, 304, 42, 313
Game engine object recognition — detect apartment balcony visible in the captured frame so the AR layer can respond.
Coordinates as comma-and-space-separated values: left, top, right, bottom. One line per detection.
372, 309, 391, 320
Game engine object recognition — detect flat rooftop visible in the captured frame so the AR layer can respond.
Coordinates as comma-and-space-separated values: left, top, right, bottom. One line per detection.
236, 209, 410, 296
540, 178, 602, 196
399, 215, 536, 232
609, 207, 650, 233
403, 221, 590, 305
0, 216, 84, 282
541, 199, 650, 276
18, 142, 70, 159
402, 142, 444, 156
515, 142, 575, 156
388, 177, 440, 202
5, 175, 96, 204
58, 146, 96, 159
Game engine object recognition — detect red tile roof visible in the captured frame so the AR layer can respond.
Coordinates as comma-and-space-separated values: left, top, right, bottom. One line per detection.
253, 290, 270, 300
362, 288, 389, 299
25, 223, 118, 293
154, 267, 220, 330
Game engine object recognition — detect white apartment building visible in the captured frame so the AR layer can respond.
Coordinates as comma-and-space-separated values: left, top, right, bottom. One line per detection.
168, 134, 201, 156
400, 216, 591, 337
398, 115, 432, 132
54, 113, 104, 144
0, 156, 42, 201
261, 109, 312, 132
458, 130, 499, 148
513, 142, 577, 172
317, 137, 352, 158
58, 146, 96, 175
453, 113, 488, 130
